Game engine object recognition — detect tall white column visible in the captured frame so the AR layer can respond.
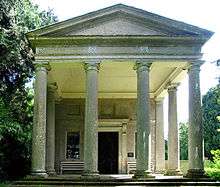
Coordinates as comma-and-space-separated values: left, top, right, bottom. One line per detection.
187, 61, 205, 178
155, 98, 165, 173
166, 83, 181, 175
46, 82, 57, 175
32, 63, 49, 177
134, 61, 152, 178
83, 62, 99, 176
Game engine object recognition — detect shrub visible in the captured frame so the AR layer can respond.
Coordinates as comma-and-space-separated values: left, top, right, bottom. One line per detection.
205, 149, 220, 180
211, 149, 220, 168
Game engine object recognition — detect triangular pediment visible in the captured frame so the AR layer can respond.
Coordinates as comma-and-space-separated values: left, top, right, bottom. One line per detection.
27, 4, 213, 38
63, 18, 165, 36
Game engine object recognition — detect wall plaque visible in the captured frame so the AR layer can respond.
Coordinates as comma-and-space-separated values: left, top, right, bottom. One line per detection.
127, 152, 134, 157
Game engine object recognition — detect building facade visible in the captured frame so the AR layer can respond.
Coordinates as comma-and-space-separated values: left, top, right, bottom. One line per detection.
27, 4, 213, 178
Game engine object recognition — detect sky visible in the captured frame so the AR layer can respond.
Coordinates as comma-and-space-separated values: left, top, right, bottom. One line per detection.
32, 0, 219, 135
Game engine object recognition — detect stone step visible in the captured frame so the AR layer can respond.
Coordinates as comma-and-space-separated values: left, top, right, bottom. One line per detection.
10, 177, 220, 187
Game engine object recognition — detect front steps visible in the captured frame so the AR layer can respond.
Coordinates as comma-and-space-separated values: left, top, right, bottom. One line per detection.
10, 175, 220, 187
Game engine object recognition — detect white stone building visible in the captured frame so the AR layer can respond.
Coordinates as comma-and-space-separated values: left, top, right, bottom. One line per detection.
27, 4, 213, 178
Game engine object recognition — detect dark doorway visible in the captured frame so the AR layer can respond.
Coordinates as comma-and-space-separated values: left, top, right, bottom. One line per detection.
98, 132, 118, 174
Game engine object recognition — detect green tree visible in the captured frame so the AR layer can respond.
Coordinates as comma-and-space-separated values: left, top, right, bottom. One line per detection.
0, 0, 57, 180
202, 85, 220, 159
0, 0, 57, 123
0, 97, 32, 180
179, 122, 188, 160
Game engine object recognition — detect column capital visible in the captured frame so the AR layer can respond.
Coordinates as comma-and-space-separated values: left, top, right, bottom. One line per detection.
35, 63, 51, 72
188, 60, 204, 72
166, 83, 180, 92
47, 82, 58, 92
134, 60, 152, 72
84, 62, 100, 72
48, 82, 58, 93
155, 97, 164, 103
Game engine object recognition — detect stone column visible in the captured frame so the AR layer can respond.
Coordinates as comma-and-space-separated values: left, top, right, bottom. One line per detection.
150, 118, 156, 173
46, 82, 57, 175
166, 83, 180, 175
121, 123, 127, 174
187, 61, 205, 178
83, 62, 100, 176
32, 63, 50, 177
134, 61, 152, 178
155, 98, 165, 173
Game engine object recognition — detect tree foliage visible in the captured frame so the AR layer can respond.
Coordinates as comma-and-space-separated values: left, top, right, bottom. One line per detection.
205, 149, 220, 180
202, 85, 220, 159
0, 0, 57, 180
179, 122, 188, 160
0, 0, 57, 123
0, 98, 32, 180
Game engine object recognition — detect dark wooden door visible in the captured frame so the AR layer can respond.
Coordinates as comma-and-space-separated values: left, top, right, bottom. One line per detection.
98, 132, 118, 174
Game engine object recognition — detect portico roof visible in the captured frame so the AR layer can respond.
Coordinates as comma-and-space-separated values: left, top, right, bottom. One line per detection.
28, 4, 213, 39
27, 4, 213, 99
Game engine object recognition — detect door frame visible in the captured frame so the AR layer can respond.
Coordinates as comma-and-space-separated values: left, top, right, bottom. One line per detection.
98, 119, 129, 174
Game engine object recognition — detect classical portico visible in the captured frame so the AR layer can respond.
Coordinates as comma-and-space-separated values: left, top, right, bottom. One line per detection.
27, 4, 213, 178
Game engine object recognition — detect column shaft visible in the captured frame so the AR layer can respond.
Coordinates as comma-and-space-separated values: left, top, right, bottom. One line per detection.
187, 62, 204, 177
32, 64, 48, 176
46, 83, 57, 175
121, 123, 127, 174
155, 99, 165, 173
167, 84, 180, 174
83, 63, 99, 176
135, 62, 151, 177
150, 117, 156, 173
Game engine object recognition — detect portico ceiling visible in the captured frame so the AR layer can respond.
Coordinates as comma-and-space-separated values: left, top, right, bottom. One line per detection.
48, 61, 188, 99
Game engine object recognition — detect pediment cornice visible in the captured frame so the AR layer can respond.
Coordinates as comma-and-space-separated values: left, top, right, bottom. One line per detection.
27, 4, 213, 39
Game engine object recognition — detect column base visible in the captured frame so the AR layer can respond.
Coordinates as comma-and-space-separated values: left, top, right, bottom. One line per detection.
31, 170, 48, 178
165, 169, 182, 176
133, 170, 155, 179
186, 169, 206, 178
155, 169, 166, 174
46, 169, 57, 176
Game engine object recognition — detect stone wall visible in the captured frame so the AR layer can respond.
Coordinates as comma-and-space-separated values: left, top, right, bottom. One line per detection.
54, 98, 156, 173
